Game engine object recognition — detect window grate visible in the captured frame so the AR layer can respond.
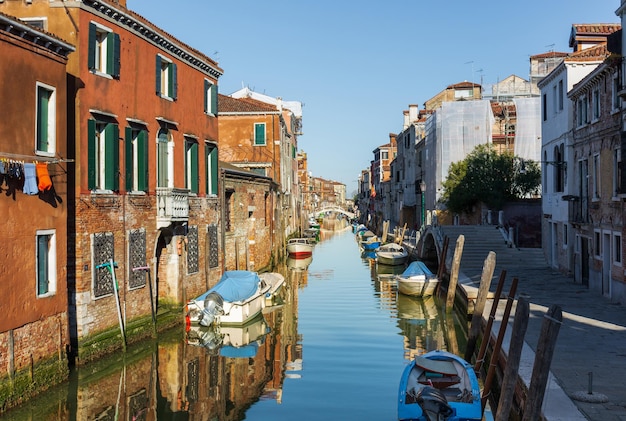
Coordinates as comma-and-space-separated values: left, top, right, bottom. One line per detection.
93, 232, 115, 297
208, 224, 219, 268
129, 229, 147, 289
187, 225, 199, 274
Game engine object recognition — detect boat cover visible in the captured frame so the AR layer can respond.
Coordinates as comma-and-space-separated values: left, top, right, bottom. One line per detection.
207, 270, 260, 302
220, 343, 259, 358
401, 261, 434, 278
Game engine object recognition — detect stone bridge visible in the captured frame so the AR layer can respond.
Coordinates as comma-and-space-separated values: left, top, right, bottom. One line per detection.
310, 206, 355, 220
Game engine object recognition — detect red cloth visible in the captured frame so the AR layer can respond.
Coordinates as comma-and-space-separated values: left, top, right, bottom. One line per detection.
36, 163, 52, 191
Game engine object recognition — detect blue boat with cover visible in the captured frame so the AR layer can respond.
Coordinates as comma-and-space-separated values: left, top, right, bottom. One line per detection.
398, 350, 482, 421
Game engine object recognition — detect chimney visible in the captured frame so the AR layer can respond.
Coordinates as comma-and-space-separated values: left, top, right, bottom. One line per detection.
403, 110, 409, 130
409, 104, 418, 123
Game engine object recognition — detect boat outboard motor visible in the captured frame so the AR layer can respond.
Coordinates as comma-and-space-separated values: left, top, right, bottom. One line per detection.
198, 327, 224, 353
416, 386, 454, 421
200, 292, 224, 327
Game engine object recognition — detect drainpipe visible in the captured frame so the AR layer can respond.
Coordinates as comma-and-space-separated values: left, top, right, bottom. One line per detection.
220, 168, 226, 273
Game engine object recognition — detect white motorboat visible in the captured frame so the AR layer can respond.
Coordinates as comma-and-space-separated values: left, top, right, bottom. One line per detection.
287, 238, 314, 258
376, 242, 409, 266
186, 270, 275, 327
396, 261, 440, 297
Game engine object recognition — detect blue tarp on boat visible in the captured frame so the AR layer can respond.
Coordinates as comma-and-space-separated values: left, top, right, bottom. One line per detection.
196, 270, 260, 302
220, 343, 259, 358
400, 261, 434, 278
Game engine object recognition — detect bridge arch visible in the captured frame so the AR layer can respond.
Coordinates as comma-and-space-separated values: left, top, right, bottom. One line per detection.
310, 206, 355, 220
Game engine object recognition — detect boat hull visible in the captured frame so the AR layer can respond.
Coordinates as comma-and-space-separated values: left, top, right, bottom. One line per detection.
398, 350, 482, 421
397, 261, 440, 297
376, 244, 409, 265
287, 238, 314, 257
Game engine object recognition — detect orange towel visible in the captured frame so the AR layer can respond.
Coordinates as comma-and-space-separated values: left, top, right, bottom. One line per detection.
36, 163, 52, 191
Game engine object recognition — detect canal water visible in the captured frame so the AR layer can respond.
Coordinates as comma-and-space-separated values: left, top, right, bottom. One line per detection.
3, 228, 467, 421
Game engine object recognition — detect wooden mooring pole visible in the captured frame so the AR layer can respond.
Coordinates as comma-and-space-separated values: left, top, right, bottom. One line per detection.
522, 304, 563, 421
495, 295, 530, 421
481, 277, 518, 410
464, 251, 496, 362
474, 269, 507, 373
445, 235, 464, 312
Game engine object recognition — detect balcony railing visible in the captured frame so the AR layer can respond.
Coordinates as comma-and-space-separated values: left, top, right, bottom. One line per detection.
156, 187, 189, 228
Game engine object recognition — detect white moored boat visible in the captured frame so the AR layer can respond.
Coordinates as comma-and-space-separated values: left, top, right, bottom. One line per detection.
376, 242, 409, 266
186, 270, 278, 327
396, 261, 440, 297
287, 238, 314, 258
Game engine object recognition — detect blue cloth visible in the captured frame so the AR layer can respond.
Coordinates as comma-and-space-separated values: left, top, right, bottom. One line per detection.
23, 163, 38, 195
196, 270, 260, 302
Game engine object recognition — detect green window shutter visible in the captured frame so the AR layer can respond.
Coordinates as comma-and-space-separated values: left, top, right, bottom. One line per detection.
37, 235, 49, 295
204, 80, 209, 113
37, 87, 49, 152
255, 123, 265, 145
191, 142, 198, 193
155, 55, 161, 96
210, 146, 218, 195
104, 124, 118, 190
125, 126, 133, 191
112, 124, 119, 191
88, 23, 96, 70
138, 130, 148, 191
87, 119, 96, 190
170, 62, 177, 100
112, 33, 121, 77
211, 83, 218, 115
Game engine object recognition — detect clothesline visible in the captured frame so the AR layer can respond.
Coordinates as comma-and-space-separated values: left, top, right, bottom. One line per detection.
0, 152, 74, 164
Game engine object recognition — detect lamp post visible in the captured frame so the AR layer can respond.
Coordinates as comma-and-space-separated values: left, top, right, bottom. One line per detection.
419, 180, 426, 227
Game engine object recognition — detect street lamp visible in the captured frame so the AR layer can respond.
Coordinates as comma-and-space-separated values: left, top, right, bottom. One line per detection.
419, 180, 426, 227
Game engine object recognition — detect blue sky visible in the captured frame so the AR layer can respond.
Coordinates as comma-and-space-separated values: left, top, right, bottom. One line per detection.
129, 0, 620, 195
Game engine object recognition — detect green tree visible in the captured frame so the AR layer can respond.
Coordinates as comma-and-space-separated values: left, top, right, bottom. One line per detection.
441, 144, 541, 215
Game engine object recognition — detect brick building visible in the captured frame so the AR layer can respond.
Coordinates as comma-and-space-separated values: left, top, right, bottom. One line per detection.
0, 0, 224, 363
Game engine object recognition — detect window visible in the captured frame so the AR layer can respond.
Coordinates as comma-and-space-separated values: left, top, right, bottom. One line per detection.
613, 232, 622, 265
185, 137, 199, 194
381, 150, 389, 160
554, 145, 564, 193
36, 83, 56, 156
612, 73, 621, 111
21, 17, 46, 30
563, 224, 568, 247
36, 230, 56, 297
542, 93, 547, 121
204, 80, 218, 115
125, 126, 148, 192
558, 80, 564, 111
88, 119, 119, 191
205, 142, 218, 195
594, 230, 601, 257
88, 22, 120, 78
454, 88, 472, 99
157, 128, 173, 188
552, 85, 557, 115
254, 123, 266, 145
613, 148, 621, 197
577, 95, 588, 127
593, 153, 600, 199
225, 191, 233, 231
156, 55, 177, 100
592, 87, 600, 121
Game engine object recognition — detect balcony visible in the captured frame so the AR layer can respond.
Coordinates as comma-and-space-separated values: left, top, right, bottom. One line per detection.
156, 187, 189, 228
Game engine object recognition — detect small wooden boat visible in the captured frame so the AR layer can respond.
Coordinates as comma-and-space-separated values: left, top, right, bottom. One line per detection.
376, 242, 409, 266
396, 261, 440, 297
186, 270, 274, 327
287, 238, 314, 257
398, 350, 481, 421
360, 235, 381, 250
303, 228, 320, 242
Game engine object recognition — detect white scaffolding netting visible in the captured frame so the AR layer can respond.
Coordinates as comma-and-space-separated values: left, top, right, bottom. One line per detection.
432, 100, 494, 186
513, 97, 541, 162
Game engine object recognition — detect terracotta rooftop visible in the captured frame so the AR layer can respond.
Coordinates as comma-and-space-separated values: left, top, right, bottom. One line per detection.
447, 81, 482, 89
570, 23, 621, 36
530, 51, 569, 59
218, 94, 279, 113
565, 43, 610, 62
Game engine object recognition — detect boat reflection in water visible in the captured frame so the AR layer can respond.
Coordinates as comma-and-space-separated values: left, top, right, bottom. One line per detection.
286, 255, 313, 272
186, 313, 270, 357
396, 294, 449, 359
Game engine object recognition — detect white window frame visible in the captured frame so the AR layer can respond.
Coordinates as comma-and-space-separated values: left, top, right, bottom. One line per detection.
592, 87, 600, 122
592, 153, 600, 200
91, 22, 114, 77
558, 79, 564, 111
613, 231, 622, 266
35, 82, 56, 157
205, 79, 217, 116
36, 229, 57, 298
94, 121, 109, 191
158, 54, 175, 100
577, 95, 588, 127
